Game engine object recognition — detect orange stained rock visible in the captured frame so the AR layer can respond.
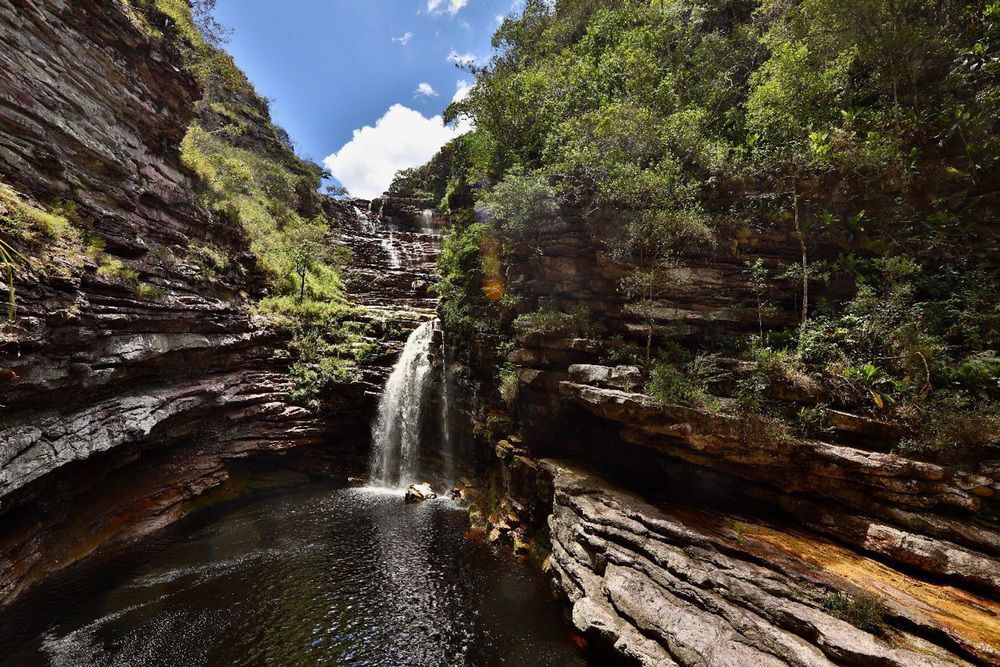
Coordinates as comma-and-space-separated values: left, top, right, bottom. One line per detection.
736, 520, 1000, 662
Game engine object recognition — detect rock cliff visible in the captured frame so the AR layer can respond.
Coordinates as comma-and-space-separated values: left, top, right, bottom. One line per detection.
0, 0, 432, 607
449, 214, 1000, 665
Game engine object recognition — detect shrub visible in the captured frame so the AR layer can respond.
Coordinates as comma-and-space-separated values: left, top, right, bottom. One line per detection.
898, 393, 1000, 464
513, 304, 590, 338
797, 406, 831, 437
645, 357, 717, 409
499, 363, 519, 406
135, 283, 166, 301
823, 592, 888, 635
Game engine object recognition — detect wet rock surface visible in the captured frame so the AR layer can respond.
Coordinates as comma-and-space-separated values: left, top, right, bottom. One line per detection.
404, 482, 438, 503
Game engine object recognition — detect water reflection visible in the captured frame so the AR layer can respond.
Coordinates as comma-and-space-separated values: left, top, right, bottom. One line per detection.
0, 486, 586, 667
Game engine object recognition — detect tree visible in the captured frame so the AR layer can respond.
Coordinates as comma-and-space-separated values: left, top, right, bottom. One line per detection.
744, 258, 774, 341
190, 0, 231, 47
476, 167, 560, 248
286, 217, 330, 301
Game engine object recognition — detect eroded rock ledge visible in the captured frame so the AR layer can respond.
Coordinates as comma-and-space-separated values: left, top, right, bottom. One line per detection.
543, 461, 1000, 666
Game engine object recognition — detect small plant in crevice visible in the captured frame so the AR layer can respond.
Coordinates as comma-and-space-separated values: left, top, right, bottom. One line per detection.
823, 591, 888, 635
96, 256, 140, 285
796, 405, 831, 437
498, 363, 519, 407
135, 283, 166, 301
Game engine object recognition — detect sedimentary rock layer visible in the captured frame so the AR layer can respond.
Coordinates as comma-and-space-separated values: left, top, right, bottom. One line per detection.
544, 461, 1000, 666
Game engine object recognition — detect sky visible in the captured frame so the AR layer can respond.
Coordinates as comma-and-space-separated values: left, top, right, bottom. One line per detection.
213, 0, 520, 198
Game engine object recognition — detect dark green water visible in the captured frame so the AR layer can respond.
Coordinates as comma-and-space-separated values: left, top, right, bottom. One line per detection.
0, 484, 587, 666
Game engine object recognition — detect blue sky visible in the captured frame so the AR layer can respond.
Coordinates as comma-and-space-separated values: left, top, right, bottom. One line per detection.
214, 0, 519, 198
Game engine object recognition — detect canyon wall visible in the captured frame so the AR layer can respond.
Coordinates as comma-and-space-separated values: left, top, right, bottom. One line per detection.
449, 214, 1000, 665
0, 0, 431, 608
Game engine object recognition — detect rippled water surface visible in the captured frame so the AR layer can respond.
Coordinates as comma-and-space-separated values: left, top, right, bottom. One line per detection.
0, 485, 586, 666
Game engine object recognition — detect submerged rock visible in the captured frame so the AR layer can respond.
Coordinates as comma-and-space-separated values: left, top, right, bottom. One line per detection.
405, 482, 437, 503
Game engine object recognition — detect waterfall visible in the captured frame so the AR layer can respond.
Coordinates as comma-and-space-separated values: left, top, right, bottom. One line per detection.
419, 209, 435, 233
353, 205, 375, 234
381, 232, 402, 269
370, 320, 435, 487
438, 327, 454, 484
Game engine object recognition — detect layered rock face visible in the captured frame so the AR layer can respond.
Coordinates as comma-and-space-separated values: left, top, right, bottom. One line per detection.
0, 0, 328, 606
465, 215, 1000, 664
545, 462, 999, 666
0, 0, 432, 607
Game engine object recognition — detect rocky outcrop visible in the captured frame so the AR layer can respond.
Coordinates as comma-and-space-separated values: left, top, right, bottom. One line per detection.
404, 482, 437, 503
544, 461, 1000, 666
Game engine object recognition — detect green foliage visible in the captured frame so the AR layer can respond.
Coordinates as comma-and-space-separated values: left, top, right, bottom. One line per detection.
188, 241, 232, 280
0, 183, 74, 241
512, 304, 590, 338
96, 257, 140, 285
499, 363, 519, 406
286, 319, 375, 411
898, 394, 1000, 465
747, 40, 855, 145
796, 405, 831, 437
436, 222, 509, 334
477, 167, 560, 239
126, 0, 362, 409
135, 283, 166, 301
646, 360, 713, 409
414, 0, 998, 464
823, 591, 888, 635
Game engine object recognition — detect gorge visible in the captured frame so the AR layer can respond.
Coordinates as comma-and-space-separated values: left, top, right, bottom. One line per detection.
1, 0, 999, 666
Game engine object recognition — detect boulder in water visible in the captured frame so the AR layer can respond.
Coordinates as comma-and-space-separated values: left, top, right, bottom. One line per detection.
404, 482, 437, 503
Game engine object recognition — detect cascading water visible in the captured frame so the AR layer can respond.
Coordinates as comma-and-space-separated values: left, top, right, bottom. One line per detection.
370, 320, 436, 487
382, 231, 403, 269
419, 209, 435, 233
439, 327, 455, 484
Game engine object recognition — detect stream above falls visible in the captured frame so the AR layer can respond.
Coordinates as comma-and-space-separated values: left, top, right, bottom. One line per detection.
0, 480, 586, 666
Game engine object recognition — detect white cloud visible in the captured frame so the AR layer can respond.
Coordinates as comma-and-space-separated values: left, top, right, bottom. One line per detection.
452, 80, 473, 103
427, 0, 469, 16
415, 82, 438, 97
447, 49, 477, 66
324, 105, 472, 199
392, 31, 413, 45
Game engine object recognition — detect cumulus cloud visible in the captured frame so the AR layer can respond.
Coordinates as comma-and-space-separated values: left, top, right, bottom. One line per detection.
392, 31, 413, 45
447, 49, 477, 66
415, 82, 438, 97
452, 80, 473, 103
427, 0, 468, 16
324, 105, 472, 199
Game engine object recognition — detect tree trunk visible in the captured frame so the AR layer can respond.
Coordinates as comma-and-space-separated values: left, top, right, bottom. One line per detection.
792, 184, 808, 335
298, 270, 306, 301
